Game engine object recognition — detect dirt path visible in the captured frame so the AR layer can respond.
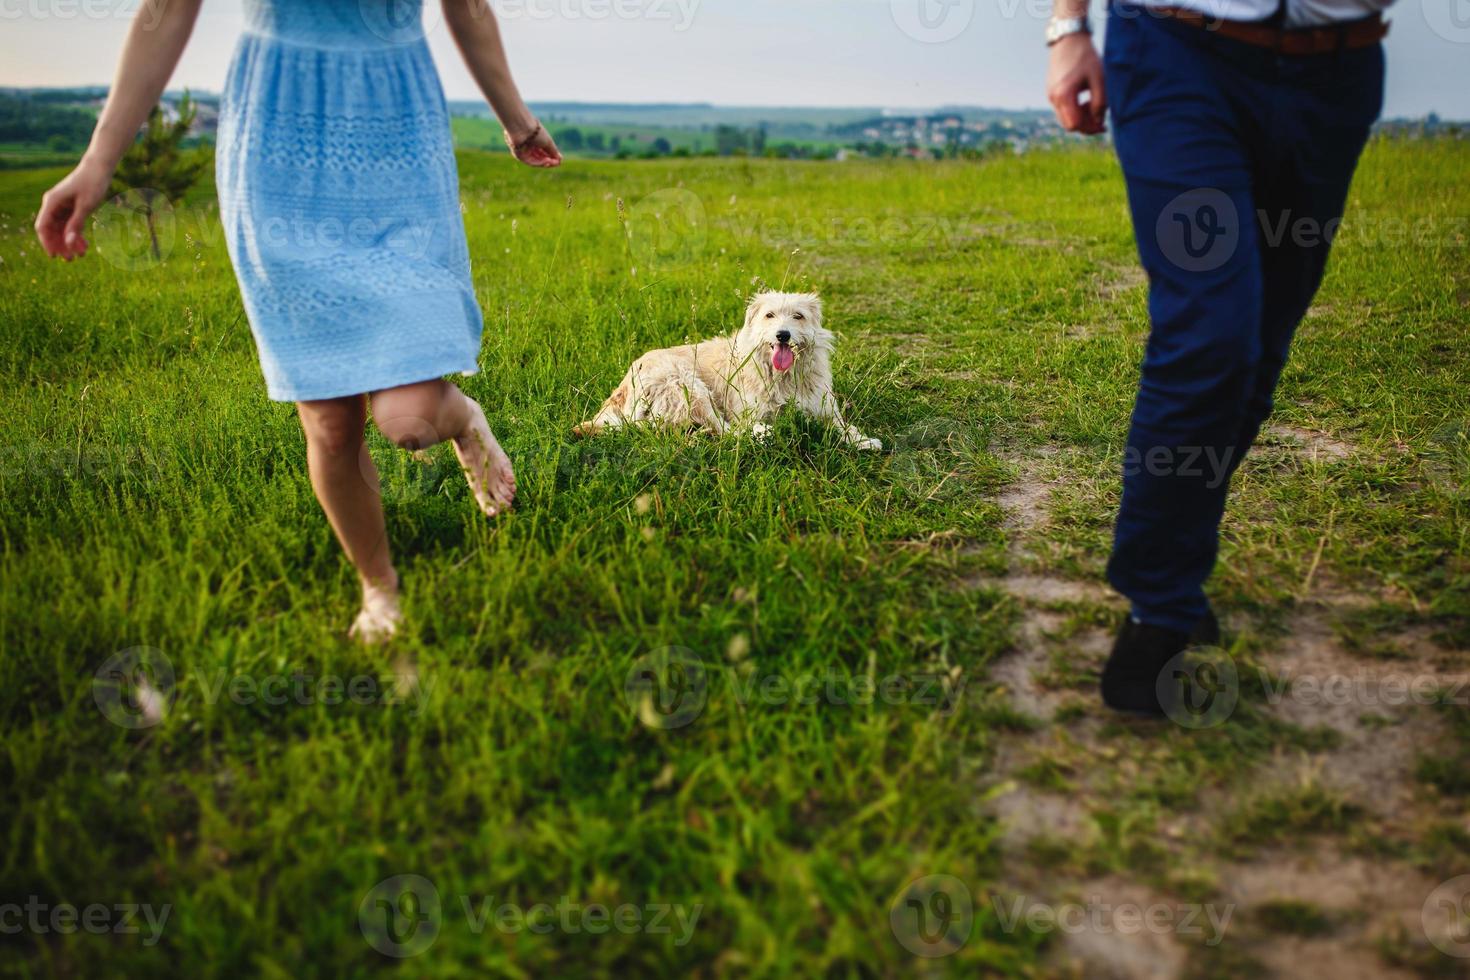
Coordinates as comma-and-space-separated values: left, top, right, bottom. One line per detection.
974, 434, 1470, 978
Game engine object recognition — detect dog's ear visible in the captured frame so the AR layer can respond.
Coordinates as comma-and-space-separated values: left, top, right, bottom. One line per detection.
800, 294, 823, 330
744, 294, 767, 332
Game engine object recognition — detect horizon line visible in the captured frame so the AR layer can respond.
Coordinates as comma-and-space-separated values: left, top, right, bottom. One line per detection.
3, 86, 1462, 122
1, 85, 1050, 113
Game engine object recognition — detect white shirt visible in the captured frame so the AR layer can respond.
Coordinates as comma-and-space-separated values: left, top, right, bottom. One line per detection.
1133, 0, 1394, 28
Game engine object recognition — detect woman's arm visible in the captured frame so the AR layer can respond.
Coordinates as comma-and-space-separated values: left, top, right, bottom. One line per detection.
35, 0, 204, 260
442, 0, 562, 168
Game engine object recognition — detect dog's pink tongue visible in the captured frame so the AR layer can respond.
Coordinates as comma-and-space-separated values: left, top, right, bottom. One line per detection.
772, 345, 795, 373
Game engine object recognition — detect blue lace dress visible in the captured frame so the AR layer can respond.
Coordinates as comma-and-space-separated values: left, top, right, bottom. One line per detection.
216, 0, 482, 402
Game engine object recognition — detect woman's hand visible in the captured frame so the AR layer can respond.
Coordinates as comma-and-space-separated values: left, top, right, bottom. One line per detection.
504, 120, 562, 169
443, 2, 560, 169
35, 159, 114, 261
35, 0, 202, 260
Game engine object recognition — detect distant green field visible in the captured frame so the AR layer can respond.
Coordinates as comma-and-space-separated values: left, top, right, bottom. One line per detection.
454, 114, 708, 154
0, 141, 81, 169
451, 115, 838, 158
2, 142, 1468, 976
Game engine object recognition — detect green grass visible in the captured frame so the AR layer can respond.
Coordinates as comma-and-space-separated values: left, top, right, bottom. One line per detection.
1, 140, 1468, 976
1416, 695, 1470, 796
1217, 783, 1362, 854
1252, 898, 1337, 937
451, 116, 839, 159
0, 142, 81, 170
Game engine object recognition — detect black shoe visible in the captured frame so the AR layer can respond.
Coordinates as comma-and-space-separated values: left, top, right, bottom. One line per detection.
1190, 606, 1221, 647
1100, 607, 1221, 716
1100, 619, 1190, 716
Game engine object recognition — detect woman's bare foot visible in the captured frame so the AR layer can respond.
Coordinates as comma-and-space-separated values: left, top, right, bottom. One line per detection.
349, 573, 402, 645
453, 397, 516, 518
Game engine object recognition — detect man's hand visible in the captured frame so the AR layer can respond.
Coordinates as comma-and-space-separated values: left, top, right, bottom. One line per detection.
1047, 33, 1108, 135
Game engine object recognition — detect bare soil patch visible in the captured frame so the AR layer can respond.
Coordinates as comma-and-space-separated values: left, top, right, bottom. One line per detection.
1042, 878, 1193, 980
1252, 607, 1466, 815
1098, 263, 1148, 301
1263, 425, 1355, 463
974, 438, 1466, 979
1215, 847, 1447, 980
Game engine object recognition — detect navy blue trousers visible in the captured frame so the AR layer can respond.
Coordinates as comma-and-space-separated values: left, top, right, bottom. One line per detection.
1103, 6, 1385, 632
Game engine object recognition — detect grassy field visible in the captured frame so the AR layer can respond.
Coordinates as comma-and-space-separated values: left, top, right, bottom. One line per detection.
450, 116, 837, 159
0, 143, 82, 171
452, 116, 711, 156
1, 142, 1468, 977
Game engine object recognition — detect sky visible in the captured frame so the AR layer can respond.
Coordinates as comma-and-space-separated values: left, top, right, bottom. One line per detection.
0, 0, 1465, 118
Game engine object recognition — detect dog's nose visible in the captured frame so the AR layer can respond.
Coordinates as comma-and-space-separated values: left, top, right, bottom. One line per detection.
776, 330, 791, 345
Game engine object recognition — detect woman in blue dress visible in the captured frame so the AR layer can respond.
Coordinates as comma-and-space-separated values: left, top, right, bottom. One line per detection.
35, 0, 561, 642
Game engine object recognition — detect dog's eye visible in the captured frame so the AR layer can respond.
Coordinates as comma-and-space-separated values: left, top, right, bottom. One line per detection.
793, 313, 804, 320
765, 312, 776, 319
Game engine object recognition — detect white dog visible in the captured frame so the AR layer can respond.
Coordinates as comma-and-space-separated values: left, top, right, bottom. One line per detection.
573, 291, 881, 450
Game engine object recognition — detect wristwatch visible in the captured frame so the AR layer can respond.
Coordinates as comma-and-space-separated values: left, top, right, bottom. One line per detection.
1045, 15, 1091, 45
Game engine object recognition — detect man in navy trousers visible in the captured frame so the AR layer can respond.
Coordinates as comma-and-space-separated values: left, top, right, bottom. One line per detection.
1043, 0, 1389, 713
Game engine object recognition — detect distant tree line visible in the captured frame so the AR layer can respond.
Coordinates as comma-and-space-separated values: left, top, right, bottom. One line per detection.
544, 122, 843, 161
0, 92, 96, 151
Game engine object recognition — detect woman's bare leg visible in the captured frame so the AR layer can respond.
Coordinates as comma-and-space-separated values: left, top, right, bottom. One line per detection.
371, 379, 516, 518
296, 395, 401, 642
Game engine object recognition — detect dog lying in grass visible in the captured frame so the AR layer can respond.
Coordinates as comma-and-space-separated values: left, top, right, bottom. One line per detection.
572, 291, 882, 450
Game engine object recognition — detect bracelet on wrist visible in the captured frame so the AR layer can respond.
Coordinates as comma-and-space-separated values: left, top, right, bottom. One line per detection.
503, 121, 544, 154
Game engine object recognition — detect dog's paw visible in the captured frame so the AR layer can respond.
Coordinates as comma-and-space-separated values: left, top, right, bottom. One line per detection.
750, 423, 773, 444
854, 436, 883, 452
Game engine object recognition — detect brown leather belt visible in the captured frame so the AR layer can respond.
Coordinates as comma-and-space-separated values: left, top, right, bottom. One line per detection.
1151, 7, 1389, 54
